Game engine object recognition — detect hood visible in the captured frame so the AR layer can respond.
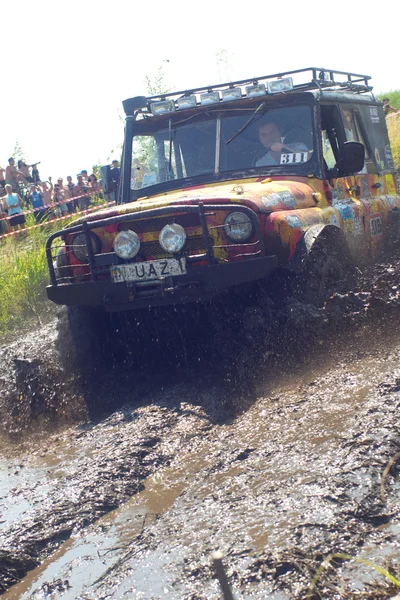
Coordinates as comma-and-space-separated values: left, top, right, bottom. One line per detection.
72, 177, 319, 226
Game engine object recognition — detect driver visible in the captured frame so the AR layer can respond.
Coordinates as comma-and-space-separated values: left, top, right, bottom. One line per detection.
256, 120, 307, 167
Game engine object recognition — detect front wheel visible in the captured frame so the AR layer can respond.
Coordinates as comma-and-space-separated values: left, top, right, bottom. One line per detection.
56, 305, 112, 374
295, 238, 356, 307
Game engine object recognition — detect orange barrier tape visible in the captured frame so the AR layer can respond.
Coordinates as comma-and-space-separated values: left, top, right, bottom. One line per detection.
0, 201, 116, 241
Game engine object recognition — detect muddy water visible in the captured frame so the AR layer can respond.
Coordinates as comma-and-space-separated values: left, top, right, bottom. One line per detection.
2, 257, 400, 598
1, 320, 400, 599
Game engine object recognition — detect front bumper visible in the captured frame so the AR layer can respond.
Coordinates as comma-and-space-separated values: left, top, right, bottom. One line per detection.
47, 255, 278, 310
46, 202, 277, 311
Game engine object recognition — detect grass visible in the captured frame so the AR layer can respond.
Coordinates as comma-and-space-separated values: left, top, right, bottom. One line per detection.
0, 214, 74, 337
0, 195, 112, 336
308, 552, 400, 599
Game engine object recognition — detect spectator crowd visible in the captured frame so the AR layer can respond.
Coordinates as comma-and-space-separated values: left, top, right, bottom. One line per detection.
0, 158, 121, 233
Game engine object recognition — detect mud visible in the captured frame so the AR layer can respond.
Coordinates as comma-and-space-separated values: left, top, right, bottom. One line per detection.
0, 259, 400, 599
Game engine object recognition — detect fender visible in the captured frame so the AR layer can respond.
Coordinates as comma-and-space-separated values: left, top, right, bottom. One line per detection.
289, 224, 350, 273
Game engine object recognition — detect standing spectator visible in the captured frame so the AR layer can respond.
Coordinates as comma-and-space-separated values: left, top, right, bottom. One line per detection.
66, 175, 75, 193
88, 173, 103, 199
383, 98, 397, 116
109, 160, 120, 201
0, 193, 10, 234
66, 175, 76, 212
39, 178, 54, 206
17, 161, 34, 183
80, 169, 89, 182
31, 163, 41, 183
27, 184, 46, 223
54, 177, 71, 215
0, 165, 5, 190
3, 184, 25, 231
73, 174, 91, 211
5, 158, 25, 191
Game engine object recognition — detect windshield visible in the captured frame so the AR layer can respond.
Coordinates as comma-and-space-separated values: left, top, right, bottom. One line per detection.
131, 105, 313, 191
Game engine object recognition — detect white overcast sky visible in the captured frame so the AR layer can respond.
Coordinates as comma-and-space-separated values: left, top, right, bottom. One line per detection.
1, 0, 398, 180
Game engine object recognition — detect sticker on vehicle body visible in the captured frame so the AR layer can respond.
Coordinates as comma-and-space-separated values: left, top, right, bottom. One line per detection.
361, 178, 370, 199
354, 216, 363, 235
385, 145, 394, 169
285, 215, 302, 228
329, 214, 340, 227
280, 152, 308, 164
279, 191, 297, 207
369, 107, 380, 123
261, 194, 281, 208
370, 214, 383, 236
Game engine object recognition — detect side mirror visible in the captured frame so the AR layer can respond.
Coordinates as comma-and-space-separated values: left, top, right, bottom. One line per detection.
336, 141, 365, 175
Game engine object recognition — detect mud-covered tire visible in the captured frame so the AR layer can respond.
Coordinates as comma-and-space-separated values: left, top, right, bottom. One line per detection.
296, 237, 356, 306
56, 305, 111, 374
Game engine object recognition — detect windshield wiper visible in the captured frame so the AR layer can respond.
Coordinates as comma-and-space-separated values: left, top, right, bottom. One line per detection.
226, 101, 266, 145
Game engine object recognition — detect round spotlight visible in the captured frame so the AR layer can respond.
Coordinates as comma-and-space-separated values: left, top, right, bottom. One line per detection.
114, 230, 141, 259
159, 223, 187, 253
224, 212, 253, 242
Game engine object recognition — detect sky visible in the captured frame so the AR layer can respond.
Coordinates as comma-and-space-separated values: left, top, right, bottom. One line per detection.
1, 0, 398, 181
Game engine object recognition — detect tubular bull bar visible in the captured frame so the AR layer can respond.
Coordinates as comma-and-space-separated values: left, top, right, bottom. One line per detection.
46, 203, 278, 310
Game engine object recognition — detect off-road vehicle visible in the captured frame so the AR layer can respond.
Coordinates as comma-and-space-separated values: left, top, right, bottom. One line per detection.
46, 67, 400, 367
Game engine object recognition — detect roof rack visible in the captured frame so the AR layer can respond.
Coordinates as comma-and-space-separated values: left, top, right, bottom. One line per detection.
123, 68, 373, 116
148, 67, 372, 101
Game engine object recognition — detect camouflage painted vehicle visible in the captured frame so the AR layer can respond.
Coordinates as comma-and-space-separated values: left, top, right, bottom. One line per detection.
46, 68, 400, 366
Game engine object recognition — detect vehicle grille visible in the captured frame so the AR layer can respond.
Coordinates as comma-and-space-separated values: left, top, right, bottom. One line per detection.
138, 235, 213, 260
118, 212, 200, 234
118, 213, 213, 260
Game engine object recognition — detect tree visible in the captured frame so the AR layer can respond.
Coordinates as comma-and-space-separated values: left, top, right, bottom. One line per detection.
11, 140, 26, 163
132, 63, 172, 188
215, 48, 233, 83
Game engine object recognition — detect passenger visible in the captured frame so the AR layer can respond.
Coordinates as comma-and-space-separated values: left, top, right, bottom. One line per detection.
256, 120, 308, 167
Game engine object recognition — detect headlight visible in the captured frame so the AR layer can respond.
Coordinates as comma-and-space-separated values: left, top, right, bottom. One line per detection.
71, 232, 101, 262
159, 223, 187, 253
54, 246, 69, 280
224, 212, 253, 242
114, 230, 141, 259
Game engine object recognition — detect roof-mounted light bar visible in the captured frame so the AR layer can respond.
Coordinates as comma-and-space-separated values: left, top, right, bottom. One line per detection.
130, 67, 373, 117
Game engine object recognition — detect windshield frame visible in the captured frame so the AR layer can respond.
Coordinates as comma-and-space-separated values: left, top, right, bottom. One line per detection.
126, 93, 321, 202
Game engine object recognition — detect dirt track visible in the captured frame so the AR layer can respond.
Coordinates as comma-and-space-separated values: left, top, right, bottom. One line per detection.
0, 261, 400, 599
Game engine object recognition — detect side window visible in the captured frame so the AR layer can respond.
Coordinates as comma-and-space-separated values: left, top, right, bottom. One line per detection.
322, 130, 336, 169
320, 105, 342, 171
341, 108, 370, 159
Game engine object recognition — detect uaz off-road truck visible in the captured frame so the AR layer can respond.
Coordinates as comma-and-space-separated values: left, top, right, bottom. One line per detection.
46, 67, 400, 366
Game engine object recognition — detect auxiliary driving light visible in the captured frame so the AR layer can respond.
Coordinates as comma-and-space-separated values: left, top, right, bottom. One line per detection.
114, 230, 141, 259
221, 87, 242, 102
245, 83, 267, 98
268, 77, 293, 94
224, 212, 253, 242
200, 91, 220, 106
159, 223, 187, 253
150, 99, 176, 116
177, 95, 197, 110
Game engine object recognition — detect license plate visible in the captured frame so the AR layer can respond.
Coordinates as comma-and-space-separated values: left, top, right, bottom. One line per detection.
110, 257, 186, 283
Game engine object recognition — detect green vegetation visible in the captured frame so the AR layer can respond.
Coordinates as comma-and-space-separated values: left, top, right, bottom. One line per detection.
0, 215, 73, 336
308, 552, 400, 598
